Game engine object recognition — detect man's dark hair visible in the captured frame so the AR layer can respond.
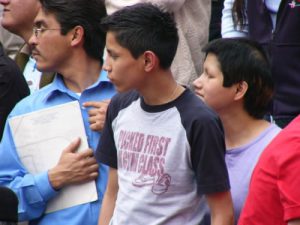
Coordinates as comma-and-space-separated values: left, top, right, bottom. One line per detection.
100, 3, 179, 69
203, 38, 274, 119
39, 0, 107, 63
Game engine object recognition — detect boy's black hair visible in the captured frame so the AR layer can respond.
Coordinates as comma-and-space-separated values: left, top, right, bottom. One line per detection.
39, 0, 107, 64
203, 38, 274, 119
100, 3, 179, 69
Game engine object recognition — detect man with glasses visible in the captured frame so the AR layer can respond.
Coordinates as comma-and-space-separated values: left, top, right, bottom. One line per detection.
1, 0, 110, 130
0, 0, 115, 225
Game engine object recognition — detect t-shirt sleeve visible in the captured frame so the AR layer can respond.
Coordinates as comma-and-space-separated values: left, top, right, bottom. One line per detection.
190, 113, 230, 195
96, 97, 118, 169
278, 141, 300, 222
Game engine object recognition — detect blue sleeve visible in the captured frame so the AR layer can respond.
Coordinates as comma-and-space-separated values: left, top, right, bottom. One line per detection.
0, 121, 58, 221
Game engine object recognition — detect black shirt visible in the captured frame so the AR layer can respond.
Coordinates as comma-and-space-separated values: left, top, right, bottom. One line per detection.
0, 44, 29, 139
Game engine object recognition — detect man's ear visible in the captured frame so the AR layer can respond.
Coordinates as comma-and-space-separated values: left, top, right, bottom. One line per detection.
234, 81, 248, 100
143, 51, 158, 72
70, 26, 84, 46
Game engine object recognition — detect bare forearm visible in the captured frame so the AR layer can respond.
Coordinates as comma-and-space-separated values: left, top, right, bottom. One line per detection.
48, 167, 65, 190
98, 168, 118, 225
211, 214, 234, 225
207, 191, 234, 225
98, 192, 117, 225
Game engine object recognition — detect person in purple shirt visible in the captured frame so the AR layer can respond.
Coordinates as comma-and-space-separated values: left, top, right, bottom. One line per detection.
222, 0, 300, 128
194, 38, 281, 224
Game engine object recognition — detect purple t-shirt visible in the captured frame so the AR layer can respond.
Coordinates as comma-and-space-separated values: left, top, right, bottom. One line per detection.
226, 123, 281, 224
201, 123, 281, 225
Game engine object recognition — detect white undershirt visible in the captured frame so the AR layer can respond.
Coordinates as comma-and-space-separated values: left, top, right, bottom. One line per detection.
23, 57, 42, 94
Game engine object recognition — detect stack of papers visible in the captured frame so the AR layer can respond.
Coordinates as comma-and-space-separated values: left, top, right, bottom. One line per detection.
9, 101, 98, 213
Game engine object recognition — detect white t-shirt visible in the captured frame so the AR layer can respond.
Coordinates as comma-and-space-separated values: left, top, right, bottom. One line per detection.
97, 89, 230, 225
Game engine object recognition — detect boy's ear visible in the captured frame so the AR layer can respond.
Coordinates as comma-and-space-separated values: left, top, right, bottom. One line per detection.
143, 51, 158, 72
234, 81, 248, 100
70, 25, 84, 46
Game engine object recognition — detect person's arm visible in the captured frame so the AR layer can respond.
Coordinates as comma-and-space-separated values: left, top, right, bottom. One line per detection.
142, 0, 186, 12
83, 99, 111, 132
221, 0, 248, 38
278, 140, 300, 225
98, 168, 118, 225
106, 0, 185, 15
190, 110, 232, 224
0, 120, 56, 221
0, 122, 98, 221
206, 191, 234, 225
289, 220, 300, 225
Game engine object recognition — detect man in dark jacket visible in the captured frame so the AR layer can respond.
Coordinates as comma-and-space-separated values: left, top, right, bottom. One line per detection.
0, 43, 29, 139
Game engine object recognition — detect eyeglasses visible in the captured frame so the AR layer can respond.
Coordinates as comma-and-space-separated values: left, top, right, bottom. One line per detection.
32, 27, 61, 38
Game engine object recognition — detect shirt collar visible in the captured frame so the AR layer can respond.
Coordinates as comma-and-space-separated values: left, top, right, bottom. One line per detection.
43, 70, 112, 102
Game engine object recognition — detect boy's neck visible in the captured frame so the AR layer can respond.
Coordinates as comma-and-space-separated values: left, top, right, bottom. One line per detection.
140, 71, 185, 105
220, 110, 271, 149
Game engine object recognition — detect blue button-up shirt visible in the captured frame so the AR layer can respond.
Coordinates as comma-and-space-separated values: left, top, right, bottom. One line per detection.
0, 71, 115, 225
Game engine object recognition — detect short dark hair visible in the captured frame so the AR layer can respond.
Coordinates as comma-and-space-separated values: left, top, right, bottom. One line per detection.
203, 38, 274, 119
100, 3, 179, 69
39, 0, 107, 63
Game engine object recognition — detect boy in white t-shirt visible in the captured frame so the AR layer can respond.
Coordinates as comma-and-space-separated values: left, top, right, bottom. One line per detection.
96, 3, 234, 225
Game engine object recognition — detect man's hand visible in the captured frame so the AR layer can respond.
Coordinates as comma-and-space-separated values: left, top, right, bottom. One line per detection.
48, 138, 99, 190
83, 99, 111, 132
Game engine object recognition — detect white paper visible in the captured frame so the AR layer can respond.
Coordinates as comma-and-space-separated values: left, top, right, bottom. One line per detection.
9, 101, 98, 213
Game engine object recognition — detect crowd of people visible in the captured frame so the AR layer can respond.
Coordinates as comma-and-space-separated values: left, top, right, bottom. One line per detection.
0, 0, 299, 225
